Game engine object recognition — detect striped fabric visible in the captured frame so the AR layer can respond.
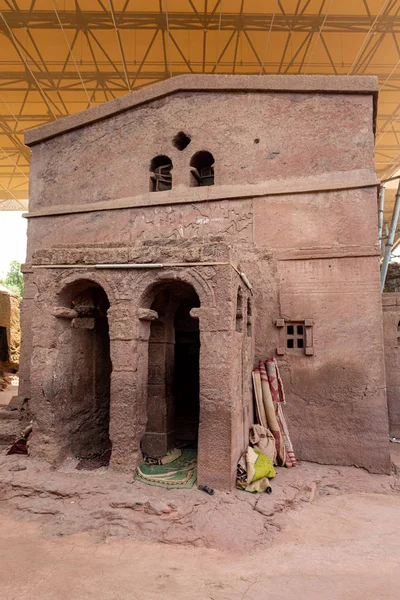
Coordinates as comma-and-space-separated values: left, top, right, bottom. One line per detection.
252, 358, 297, 468
266, 358, 286, 404
252, 369, 268, 429
259, 360, 288, 467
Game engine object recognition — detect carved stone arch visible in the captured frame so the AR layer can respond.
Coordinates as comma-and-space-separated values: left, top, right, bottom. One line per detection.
135, 270, 202, 459
135, 268, 216, 312
42, 271, 113, 464
55, 270, 115, 306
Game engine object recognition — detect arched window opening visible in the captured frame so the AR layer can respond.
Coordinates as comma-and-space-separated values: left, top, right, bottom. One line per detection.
150, 155, 173, 192
236, 287, 243, 333
190, 151, 214, 187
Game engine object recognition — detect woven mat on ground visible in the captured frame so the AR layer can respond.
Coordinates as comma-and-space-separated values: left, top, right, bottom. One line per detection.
136, 448, 197, 489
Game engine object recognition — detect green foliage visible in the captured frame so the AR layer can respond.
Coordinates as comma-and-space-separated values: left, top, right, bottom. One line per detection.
0, 260, 24, 297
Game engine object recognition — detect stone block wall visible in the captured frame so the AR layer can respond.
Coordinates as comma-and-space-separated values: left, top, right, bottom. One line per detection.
0, 288, 20, 367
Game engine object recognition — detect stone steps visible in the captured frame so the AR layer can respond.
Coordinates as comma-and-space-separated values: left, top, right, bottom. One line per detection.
0, 409, 19, 420
0, 419, 17, 446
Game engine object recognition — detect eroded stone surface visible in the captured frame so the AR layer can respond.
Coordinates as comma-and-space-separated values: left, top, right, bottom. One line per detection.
0, 455, 399, 555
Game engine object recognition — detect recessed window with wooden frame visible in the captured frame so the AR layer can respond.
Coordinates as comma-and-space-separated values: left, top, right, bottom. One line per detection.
275, 318, 314, 356
150, 155, 173, 192
285, 322, 304, 350
190, 151, 215, 187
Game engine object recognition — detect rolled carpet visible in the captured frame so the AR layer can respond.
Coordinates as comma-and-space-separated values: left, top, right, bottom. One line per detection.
259, 360, 288, 467
266, 358, 297, 468
252, 368, 268, 428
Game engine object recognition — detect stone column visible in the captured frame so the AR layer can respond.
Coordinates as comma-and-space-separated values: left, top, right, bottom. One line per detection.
141, 315, 175, 458
29, 290, 71, 463
107, 299, 145, 472
193, 270, 240, 491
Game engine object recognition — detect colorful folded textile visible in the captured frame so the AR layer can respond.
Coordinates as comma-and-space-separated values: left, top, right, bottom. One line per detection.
237, 446, 276, 493
249, 424, 277, 464
7, 440, 28, 455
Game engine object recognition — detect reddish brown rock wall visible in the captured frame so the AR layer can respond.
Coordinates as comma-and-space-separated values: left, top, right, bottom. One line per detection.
20, 75, 390, 488
382, 293, 400, 438
0, 288, 20, 368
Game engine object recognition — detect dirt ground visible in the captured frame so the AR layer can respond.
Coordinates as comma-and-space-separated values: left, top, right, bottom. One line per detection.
1, 451, 400, 600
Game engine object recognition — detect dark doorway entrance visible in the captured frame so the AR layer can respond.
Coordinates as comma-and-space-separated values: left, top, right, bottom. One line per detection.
60, 283, 112, 460
174, 298, 200, 446
0, 327, 8, 362
143, 282, 200, 458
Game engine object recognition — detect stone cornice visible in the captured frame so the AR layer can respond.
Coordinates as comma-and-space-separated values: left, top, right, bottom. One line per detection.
24, 168, 378, 219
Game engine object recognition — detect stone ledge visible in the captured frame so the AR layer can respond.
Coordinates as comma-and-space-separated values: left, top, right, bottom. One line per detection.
24, 168, 378, 219
276, 244, 380, 261
382, 292, 400, 307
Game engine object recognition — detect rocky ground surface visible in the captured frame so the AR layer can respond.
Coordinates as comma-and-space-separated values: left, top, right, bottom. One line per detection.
0, 450, 400, 598
1, 451, 400, 552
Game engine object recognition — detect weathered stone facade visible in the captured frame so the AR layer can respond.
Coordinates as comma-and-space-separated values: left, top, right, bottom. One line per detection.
0, 284, 20, 369
21, 75, 390, 489
382, 293, 400, 438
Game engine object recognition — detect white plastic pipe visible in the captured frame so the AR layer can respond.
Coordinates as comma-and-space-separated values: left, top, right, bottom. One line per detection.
378, 186, 385, 253
381, 180, 400, 291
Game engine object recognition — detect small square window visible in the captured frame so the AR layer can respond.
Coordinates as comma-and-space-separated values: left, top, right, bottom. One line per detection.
276, 318, 313, 356
285, 321, 305, 352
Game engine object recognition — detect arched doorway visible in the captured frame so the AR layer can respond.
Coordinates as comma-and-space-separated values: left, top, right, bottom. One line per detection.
58, 281, 112, 459
142, 281, 200, 458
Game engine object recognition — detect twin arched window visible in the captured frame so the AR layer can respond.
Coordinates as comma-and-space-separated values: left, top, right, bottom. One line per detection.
190, 151, 214, 187
149, 155, 173, 192
150, 151, 214, 192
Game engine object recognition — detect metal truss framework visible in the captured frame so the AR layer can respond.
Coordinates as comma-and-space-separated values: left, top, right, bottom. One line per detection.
1, 0, 400, 210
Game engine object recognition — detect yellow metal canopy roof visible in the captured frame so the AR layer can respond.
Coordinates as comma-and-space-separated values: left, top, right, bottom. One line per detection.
0, 0, 400, 210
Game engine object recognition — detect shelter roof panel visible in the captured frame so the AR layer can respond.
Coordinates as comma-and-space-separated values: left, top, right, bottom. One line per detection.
0, 0, 399, 205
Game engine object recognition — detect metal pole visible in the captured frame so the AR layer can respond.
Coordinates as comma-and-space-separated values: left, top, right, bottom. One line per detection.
378, 186, 385, 253
381, 179, 400, 291
381, 174, 400, 184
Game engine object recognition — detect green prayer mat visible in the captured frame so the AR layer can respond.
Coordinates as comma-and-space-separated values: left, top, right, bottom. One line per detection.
135, 448, 197, 489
